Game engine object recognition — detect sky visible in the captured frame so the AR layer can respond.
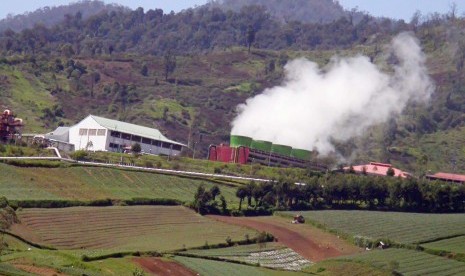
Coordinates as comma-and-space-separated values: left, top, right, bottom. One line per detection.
1, 0, 465, 21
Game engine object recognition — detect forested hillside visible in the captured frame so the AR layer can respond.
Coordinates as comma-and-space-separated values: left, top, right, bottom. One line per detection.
0, 0, 128, 32
0, 1, 464, 173
210, 0, 348, 24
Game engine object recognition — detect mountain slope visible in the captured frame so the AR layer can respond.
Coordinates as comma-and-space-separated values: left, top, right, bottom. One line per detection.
211, 0, 348, 23
0, 0, 128, 32
0, 4, 463, 173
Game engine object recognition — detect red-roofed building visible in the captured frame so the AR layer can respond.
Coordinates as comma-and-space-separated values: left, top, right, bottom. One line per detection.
344, 162, 411, 178
426, 172, 465, 184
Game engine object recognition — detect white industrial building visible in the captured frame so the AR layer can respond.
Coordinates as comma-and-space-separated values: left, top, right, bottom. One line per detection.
46, 115, 185, 156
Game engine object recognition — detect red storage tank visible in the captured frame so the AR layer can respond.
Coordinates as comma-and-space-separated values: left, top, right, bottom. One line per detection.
209, 144, 238, 163
217, 144, 235, 163
237, 146, 250, 164
208, 145, 218, 161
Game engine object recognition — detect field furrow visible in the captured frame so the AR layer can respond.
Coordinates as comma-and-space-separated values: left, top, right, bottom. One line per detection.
12, 206, 256, 252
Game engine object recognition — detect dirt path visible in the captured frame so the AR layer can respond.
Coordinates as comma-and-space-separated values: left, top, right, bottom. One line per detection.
134, 257, 198, 276
208, 215, 362, 262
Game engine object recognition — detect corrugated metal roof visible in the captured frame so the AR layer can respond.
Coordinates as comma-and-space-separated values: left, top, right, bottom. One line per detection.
90, 115, 186, 147
47, 126, 70, 136
427, 172, 465, 183
344, 162, 410, 178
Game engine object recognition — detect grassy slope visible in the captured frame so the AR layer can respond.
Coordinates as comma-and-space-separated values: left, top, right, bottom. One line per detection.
0, 64, 56, 132
0, 162, 241, 205
0, 234, 138, 276
81, 151, 309, 180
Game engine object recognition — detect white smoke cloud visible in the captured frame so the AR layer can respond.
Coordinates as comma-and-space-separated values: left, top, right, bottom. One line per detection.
231, 32, 434, 155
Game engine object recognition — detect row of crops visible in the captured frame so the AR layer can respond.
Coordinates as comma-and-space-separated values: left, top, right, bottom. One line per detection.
339, 248, 465, 276
421, 236, 465, 254
182, 243, 311, 271
14, 206, 257, 252
0, 163, 239, 204
173, 256, 309, 276
278, 210, 465, 244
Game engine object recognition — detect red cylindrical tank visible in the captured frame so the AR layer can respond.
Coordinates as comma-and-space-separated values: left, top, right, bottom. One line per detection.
208, 145, 218, 161
237, 146, 250, 164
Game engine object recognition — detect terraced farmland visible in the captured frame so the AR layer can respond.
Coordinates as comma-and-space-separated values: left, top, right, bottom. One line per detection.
11, 206, 257, 252
183, 243, 311, 271
278, 210, 465, 244
0, 163, 239, 204
184, 242, 286, 257
173, 256, 309, 276
339, 248, 465, 276
422, 236, 465, 254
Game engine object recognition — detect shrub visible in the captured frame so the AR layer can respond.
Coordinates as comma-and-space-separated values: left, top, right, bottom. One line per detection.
131, 143, 141, 154
71, 150, 88, 160
172, 162, 180, 170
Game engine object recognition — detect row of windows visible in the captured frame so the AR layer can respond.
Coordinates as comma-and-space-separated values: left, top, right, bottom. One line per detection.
79, 128, 106, 136
110, 131, 182, 151
109, 142, 182, 151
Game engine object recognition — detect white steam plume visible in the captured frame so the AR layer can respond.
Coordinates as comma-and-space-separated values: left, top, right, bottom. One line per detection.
231, 32, 434, 155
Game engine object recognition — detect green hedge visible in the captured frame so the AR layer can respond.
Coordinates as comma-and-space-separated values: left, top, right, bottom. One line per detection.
11, 198, 183, 209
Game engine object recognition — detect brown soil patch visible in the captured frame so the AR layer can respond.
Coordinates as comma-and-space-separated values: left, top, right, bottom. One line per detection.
9, 224, 44, 245
208, 215, 363, 262
13, 264, 68, 276
134, 257, 198, 276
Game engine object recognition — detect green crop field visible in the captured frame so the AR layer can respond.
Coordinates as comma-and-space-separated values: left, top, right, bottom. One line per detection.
184, 242, 285, 257
421, 236, 465, 254
12, 206, 257, 253
173, 256, 309, 276
0, 163, 239, 205
339, 248, 465, 276
182, 243, 311, 271
277, 210, 465, 244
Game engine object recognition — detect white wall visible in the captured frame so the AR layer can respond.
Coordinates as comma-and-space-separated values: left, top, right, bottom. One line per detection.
69, 116, 108, 151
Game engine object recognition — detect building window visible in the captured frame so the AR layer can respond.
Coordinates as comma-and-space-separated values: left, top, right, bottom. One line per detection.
131, 135, 142, 142
79, 128, 88, 136
110, 131, 121, 138
173, 144, 182, 151
152, 140, 161, 147
121, 133, 131, 140
142, 137, 151, 145
88, 129, 97, 136
97, 129, 106, 136
109, 143, 121, 149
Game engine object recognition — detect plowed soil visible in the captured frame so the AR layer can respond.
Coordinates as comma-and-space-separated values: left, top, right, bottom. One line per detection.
13, 264, 68, 276
208, 215, 362, 262
134, 257, 198, 276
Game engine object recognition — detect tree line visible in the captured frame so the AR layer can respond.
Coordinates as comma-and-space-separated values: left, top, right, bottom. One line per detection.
0, 3, 416, 57
234, 174, 465, 214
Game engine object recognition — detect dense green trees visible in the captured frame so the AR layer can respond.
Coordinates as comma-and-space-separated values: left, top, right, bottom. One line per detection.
0, 3, 411, 57
235, 175, 465, 213
193, 185, 226, 215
